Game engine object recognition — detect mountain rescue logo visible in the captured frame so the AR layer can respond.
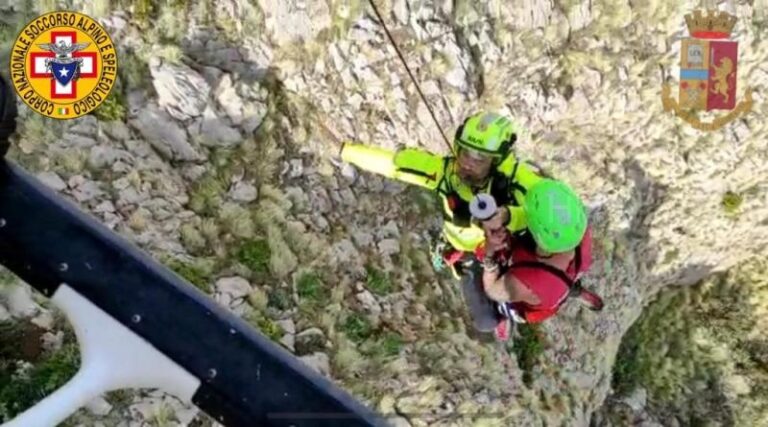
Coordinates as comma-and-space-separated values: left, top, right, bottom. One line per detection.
661, 8, 753, 131
9, 11, 117, 120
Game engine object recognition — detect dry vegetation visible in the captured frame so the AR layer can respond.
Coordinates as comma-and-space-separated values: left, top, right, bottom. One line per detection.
604, 257, 768, 426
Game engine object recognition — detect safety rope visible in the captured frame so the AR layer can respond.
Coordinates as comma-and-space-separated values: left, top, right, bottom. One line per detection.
367, 0, 454, 153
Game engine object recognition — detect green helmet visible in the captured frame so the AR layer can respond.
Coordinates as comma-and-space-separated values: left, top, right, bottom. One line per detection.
525, 179, 587, 253
454, 112, 517, 158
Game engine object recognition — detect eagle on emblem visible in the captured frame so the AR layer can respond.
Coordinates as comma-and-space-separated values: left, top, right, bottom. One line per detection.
37, 40, 91, 83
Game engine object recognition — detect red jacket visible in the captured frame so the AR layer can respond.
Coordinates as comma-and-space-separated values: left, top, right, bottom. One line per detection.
475, 227, 593, 323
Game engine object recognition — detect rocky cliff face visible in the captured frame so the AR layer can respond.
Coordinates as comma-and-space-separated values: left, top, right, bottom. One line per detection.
0, 0, 766, 426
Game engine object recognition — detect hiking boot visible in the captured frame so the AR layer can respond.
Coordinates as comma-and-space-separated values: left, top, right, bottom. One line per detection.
494, 317, 511, 342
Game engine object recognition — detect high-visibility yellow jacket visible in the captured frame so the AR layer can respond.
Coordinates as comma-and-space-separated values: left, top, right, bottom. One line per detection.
340, 143, 544, 252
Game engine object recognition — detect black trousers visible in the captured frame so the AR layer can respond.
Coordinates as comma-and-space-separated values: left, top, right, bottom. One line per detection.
457, 261, 499, 332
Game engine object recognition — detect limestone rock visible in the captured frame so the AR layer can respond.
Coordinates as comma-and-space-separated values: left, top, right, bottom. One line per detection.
356, 290, 382, 320
193, 105, 241, 148
70, 179, 105, 203
295, 328, 326, 355
277, 318, 296, 335
299, 352, 331, 376
229, 181, 258, 203
216, 276, 252, 300
149, 59, 211, 121
257, 0, 331, 46
4, 285, 39, 318
331, 239, 359, 264
40, 331, 64, 352
85, 397, 113, 416
622, 388, 648, 412
129, 104, 202, 162
214, 73, 246, 125
241, 100, 269, 134
62, 133, 98, 149
377, 239, 400, 257
37, 171, 67, 192
68, 115, 99, 137
88, 145, 134, 169
102, 120, 132, 141
280, 333, 295, 351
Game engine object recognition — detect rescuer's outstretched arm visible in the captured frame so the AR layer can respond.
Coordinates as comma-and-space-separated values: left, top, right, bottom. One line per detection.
340, 143, 446, 190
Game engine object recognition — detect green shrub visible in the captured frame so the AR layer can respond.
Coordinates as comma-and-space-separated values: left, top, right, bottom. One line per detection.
609, 264, 768, 426
374, 331, 404, 358
166, 258, 213, 293
245, 312, 282, 343
0, 343, 80, 420
721, 191, 742, 215
235, 239, 271, 277
365, 264, 394, 296
342, 312, 373, 344
267, 287, 292, 311
189, 175, 227, 216
296, 271, 328, 304
92, 89, 126, 122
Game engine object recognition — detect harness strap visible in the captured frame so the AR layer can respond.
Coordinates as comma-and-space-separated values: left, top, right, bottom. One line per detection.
574, 242, 582, 273
507, 161, 528, 197
436, 157, 451, 196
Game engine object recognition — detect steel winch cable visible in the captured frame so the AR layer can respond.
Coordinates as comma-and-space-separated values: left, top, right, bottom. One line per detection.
367, 0, 454, 153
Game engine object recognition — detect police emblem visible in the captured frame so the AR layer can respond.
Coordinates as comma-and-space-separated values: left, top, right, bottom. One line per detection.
9, 11, 118, 120
661, 8, 753, 131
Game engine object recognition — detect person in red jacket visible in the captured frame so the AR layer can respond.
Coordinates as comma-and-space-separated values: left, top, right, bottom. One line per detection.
474, 179, 604, 341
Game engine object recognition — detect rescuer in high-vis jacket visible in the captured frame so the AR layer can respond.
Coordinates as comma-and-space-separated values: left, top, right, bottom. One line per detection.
341, 111, 543, 255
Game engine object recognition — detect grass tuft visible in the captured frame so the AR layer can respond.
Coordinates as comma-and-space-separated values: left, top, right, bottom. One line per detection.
267, 287, 292, 311
365, 264, 395, 296
219, 203, 255, 239
333, 337, 366, 379
247, 287, 269, 311
0, 341, 80, 421
165, 258, 214, 293
374, 331, 405, 359
245, 311, 283, 343
179, 223, 207, 254
296, 271, 328, 304
342, 312, 373, 344
189, 174, 227, 217
265, 224, 298, 278
92, 89, 127, 122
235, 239, 271, 278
